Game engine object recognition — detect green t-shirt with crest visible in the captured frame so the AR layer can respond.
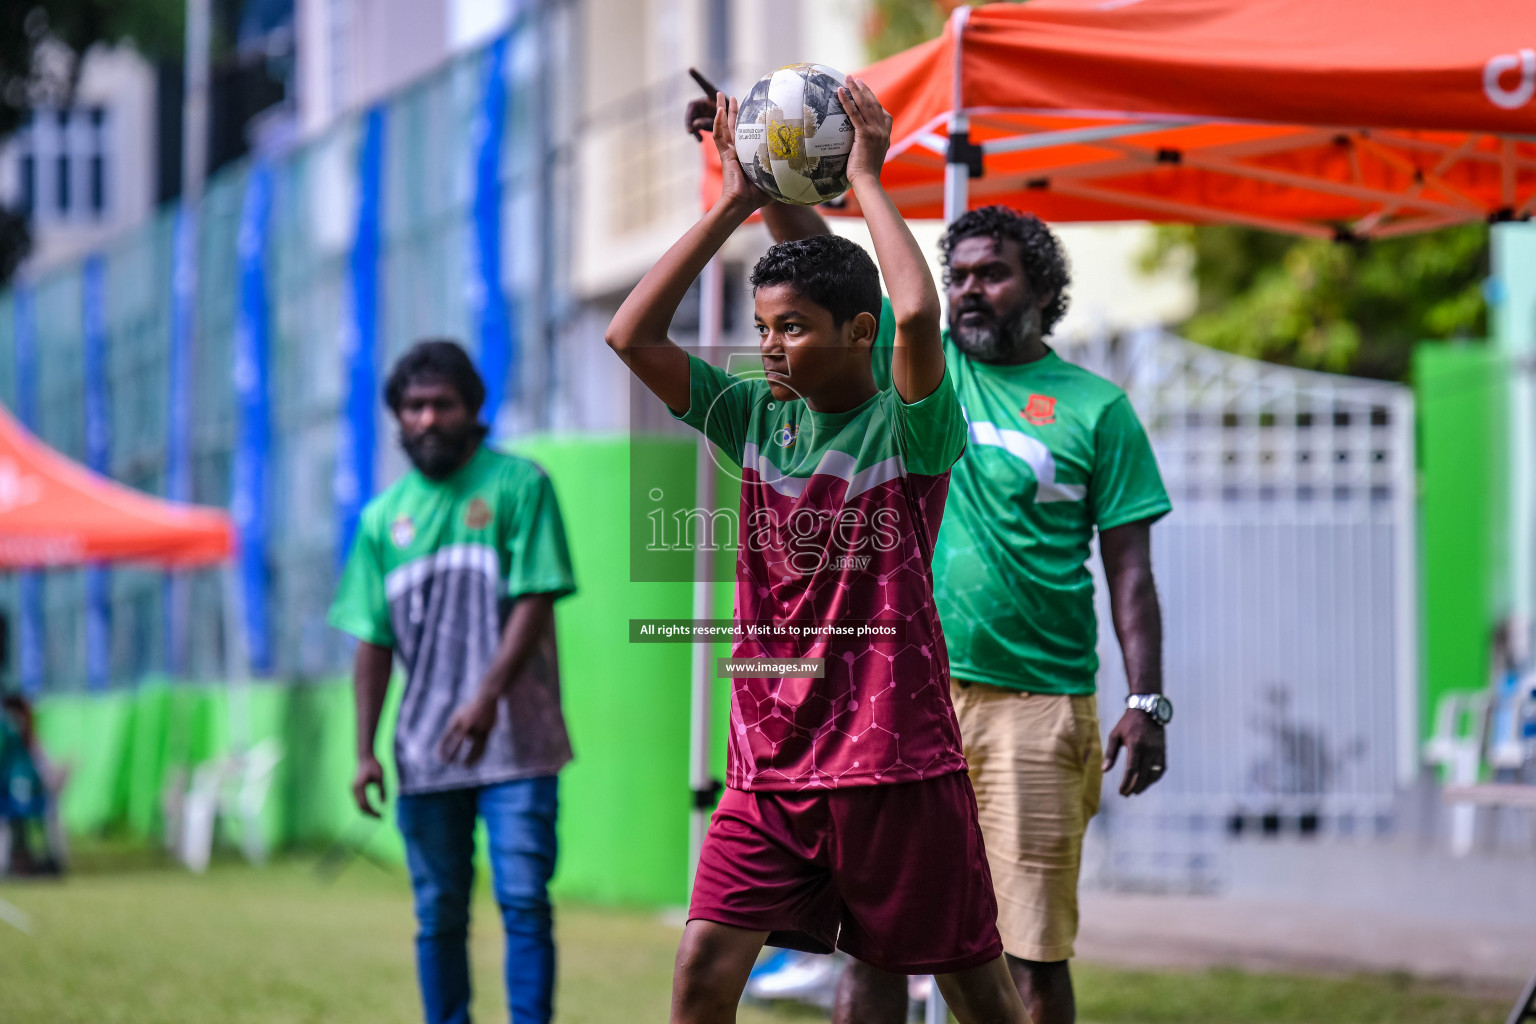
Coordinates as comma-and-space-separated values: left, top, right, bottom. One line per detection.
874, 300, 1170, 694
328, 445, 577, 793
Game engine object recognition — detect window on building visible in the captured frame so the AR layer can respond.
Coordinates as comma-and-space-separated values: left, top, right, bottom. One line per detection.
89, 108, 107, 215
10, 104, 111, 224
55, 111, 71, 214
18, 119, 35, 216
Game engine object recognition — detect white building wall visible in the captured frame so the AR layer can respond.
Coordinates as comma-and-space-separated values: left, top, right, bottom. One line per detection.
0, 45, 157, 274
295, 0, 525, 138
290, 0, 1195, 434
296, 0, 461, 137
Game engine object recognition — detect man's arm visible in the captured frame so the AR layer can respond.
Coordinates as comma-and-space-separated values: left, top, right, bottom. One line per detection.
351, 641, 393, 818
839, 79, 943, 403
608, 94, 768, 414
761, 205, 833, 245
437, 593, 557, 766
686, 97, 831, 245
1099, 518, 1167, 796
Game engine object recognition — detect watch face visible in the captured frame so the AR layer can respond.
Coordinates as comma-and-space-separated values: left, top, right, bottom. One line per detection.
1155, 696, 1173, 724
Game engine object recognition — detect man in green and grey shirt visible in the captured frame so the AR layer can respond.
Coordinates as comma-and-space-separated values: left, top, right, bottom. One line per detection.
329, 341, 576, 1024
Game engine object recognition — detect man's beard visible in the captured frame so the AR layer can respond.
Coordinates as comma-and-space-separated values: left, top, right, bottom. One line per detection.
949, 298, 1037, 363
401, 422, 486, 479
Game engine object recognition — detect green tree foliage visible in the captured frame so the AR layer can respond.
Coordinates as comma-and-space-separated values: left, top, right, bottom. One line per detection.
0, 0, 184, 138
866, 0, 1026, 61
859, 1, 1489, 384
0, 0, 184, 283
1141, 225, 1489, 381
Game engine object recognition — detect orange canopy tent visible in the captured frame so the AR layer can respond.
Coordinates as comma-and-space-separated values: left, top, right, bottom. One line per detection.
0, 402, 233, 569
705, 0, 1536, 237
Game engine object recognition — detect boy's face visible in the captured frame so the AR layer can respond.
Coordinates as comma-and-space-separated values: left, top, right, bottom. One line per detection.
753, 283, 876, 403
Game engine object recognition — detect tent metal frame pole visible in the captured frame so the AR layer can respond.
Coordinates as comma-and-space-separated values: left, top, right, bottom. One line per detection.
930, 13, 969, 1018
1494, 224, 1536, 676
687, 255, 726, 887
1379, 132, 1536, 173
1181, 151, 1478, 218
221, 565, 253, 752
1048, 178, 1335, 237
919, 112, 1534, 237
942, 5, 972, 225
981, 120, 1182, 156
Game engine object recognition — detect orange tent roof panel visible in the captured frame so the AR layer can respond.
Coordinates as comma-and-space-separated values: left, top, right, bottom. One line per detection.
703, 0, 1536, 235
0, 403, 234, 569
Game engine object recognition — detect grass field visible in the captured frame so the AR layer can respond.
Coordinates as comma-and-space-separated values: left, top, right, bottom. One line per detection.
0, 847, 1510, 1024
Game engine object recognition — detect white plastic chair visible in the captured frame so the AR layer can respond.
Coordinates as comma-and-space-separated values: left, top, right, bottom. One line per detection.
1425, 691, 1493, 856
176, 738, 284, 873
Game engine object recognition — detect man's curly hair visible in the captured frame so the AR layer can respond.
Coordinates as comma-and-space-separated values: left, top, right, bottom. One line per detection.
939, 206, 1071, 338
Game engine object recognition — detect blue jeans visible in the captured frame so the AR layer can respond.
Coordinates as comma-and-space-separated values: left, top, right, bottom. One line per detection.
396, 775, 559, 1024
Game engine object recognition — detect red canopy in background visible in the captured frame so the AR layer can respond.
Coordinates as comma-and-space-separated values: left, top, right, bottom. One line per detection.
705, 0, 1536, 237
0, 402, 233, 569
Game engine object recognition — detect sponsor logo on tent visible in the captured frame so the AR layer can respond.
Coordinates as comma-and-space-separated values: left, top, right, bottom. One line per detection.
1485, 49, 1536, 110
0, 458, 43, 513
0, 537, 85, 565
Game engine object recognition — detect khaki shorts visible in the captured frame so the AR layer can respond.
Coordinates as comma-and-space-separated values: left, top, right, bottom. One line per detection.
950, 680, 1103, 963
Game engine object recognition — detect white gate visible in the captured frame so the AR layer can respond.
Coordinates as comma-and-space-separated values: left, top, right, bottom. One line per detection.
1060, 329, 1418, 891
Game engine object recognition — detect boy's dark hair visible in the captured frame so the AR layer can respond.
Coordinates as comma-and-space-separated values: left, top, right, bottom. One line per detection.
384, 340, 486, 417
750, 235, 883, 328
940, 206, 1071, 338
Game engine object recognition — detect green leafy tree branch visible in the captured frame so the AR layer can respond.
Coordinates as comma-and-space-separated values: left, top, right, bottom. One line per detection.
1142, 225, 1489, 381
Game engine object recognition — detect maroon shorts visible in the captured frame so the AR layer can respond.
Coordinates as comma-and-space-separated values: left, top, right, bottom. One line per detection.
688, 771, 1003, 974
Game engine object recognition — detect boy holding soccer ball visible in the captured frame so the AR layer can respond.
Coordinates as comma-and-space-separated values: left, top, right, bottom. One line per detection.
606, 81, 1030, 1024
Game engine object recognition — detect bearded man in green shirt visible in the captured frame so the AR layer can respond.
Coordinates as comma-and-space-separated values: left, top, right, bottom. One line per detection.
870, 213, 1172, 1024
817, 204, 1171, 1024
329, 341, 577, 1024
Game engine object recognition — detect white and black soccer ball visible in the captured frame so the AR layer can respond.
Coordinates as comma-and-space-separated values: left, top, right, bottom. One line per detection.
734, 64, 854, 206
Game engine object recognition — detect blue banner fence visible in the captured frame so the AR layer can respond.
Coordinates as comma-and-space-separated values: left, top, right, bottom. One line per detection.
0, 28, 559, 690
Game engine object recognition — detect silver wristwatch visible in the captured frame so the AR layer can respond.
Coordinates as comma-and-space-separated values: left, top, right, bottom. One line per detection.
1125, 693, 1173, 726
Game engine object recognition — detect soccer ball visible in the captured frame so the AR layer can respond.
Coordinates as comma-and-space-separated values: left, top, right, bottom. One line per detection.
735, 64, 854, 206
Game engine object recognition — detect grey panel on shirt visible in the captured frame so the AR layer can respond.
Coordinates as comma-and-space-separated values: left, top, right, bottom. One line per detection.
387, 543, 573, 794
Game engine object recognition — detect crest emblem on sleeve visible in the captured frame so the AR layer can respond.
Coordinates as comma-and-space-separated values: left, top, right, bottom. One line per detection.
1022, 394, 1057, 426
465, 497, 493, 530
390, 515, 416, 548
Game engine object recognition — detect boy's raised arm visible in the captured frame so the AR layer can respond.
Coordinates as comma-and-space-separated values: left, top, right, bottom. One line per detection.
605, 95, 768, 415
840, 79, 945, 404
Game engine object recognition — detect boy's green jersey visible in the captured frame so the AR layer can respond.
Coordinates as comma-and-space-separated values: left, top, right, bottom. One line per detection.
674, 354, 971, 790
874, 301, 1171, 695
328, 445, 577, 794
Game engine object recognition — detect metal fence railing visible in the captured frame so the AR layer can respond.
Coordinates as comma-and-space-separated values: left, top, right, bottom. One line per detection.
1, 9, 576, 690
1065, 329, 1418, 890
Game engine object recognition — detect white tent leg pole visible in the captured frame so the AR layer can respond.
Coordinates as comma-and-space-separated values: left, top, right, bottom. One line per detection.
221, 565, 252, 752
934, 15, 967, 1017
1494, 224, 1536, 672
943, 5, 972, 226
944, 132, 971, 224
688, 256, 726, 887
